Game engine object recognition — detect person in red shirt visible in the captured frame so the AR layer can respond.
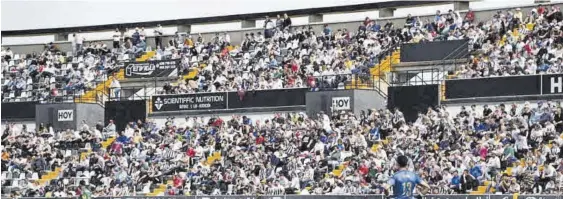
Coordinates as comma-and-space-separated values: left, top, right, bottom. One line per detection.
464, 8, 475, 23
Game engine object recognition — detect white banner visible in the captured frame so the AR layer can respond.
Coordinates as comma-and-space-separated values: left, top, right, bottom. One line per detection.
57, 109, 74, 121
331, 97, 351, 111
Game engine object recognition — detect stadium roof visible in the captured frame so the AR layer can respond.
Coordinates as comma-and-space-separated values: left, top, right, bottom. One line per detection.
2, 0, 472, 36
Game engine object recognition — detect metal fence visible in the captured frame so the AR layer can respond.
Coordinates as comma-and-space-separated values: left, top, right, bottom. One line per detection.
12, 195, 563, 199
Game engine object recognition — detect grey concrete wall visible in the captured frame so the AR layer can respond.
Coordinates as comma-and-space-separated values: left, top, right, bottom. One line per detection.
353, 90, 386, 115
35, 103, 77, 131
6, 3, 562, 54
75, 103, 104, 129
306, 90, 355, 118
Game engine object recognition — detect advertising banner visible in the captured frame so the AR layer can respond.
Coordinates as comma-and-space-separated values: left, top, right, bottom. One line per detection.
125, 59, 180, 78
401, 39, 470, 62
1, 101, 38, 120
445, 74, 563, 100
331, 97, 351, 111
152, 92, 227, 112
150, 88, 308, 114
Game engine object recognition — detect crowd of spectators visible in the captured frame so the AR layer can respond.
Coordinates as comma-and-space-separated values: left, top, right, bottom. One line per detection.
3, 101, 563, 197
3, 5, 562, 100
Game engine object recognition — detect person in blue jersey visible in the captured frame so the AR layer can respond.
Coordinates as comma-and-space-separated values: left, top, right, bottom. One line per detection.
386, 155, 430, 199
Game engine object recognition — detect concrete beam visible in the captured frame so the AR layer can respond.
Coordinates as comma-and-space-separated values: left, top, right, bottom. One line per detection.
177, 25, 192, 34
308, 14, 324, 23
54, 33, 69, 42
379, 8, 396, 18
453, 1, 470, 11
241, 20, 256, 29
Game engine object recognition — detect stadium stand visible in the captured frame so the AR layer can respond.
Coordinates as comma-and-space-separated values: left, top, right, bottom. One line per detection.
1, 1, 563, 198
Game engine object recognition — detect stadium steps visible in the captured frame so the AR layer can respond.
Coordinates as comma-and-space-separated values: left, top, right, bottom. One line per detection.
369, 50, 400, 77
135, 51, 156, 62
470, 181, 493, 194
146, 180, 174, 196
36, 167, 62, 186
331, 161, 349, 177
79, 136, 116, 161
440, 84, 446, 101
75, 69, 125, 103
203, 151, 222, 166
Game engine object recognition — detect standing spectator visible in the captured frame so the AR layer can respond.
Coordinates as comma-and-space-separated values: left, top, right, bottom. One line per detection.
276, 15, 284, 30
132, 28, 140, 45
113, 28, 121, 49
465, 8, 475, 23
264, 16, 275, 39
110, 75, 121, 100
140, 27, 147, 42
155, 24, 164, 49
283, 13, 292, 30
73, 32, 84, 55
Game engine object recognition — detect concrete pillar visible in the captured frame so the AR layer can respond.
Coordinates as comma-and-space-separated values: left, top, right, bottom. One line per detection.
453, 1, 470, 11
241, 20, 256, 29
54, 33, 69, 42
379, 8, 396, 18
308, 14, 324, 23
177, 25, 192, 34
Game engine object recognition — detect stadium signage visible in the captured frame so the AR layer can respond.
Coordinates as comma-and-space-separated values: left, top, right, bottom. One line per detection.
125, 59, 180, 78
331, 97, 351, 111
445, 73, 563, 100
152, 92, 227, 112
57, 109, 74, 121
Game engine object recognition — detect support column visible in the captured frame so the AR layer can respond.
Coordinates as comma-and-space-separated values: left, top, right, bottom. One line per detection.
177, 25, 191, 34
54, 33, 69, 41
241, 20, 256, 29
453, 1, 470, 11
379, 8, 396, 18
308, 14, 324, 23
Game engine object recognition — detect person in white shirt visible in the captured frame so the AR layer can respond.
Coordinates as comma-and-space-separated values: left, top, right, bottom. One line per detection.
113, 29, 121, 49
73, 32, 84, 55
110, 76, 121, 100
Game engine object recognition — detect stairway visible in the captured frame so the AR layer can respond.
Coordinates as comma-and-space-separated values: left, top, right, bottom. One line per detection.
79, 136, 116, 161
75, 69, 125, 103
146, 180, 173, 196
135, 51, 156, 62
203, 151, 222, 166
331, 161, 349, 177
370, 50, 400, 77
470, 180, 493, 194
36, 167, 62, 186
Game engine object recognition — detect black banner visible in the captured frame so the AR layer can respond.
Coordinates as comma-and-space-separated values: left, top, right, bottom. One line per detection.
1, 101, 38, 120
388, 84, 439, 122
401, 39, 470, 62
105, 100, 147, 132
227, 88, 307, 109
125, 59, 180, 78
541, 73, 563, 95
445, 74, 563, 100
150, 88, 307, 113
152, 92, 227, 112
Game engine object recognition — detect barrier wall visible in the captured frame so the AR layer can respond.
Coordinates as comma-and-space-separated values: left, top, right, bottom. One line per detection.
305, 90, 385, 117
35, 103, 104, 131
1, 101, 38, 121
149, 88, 308, 116
14, 194, 563, 199
445, 73, 563, 100
400, 39, 470, 63
387, 84, 440, 122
